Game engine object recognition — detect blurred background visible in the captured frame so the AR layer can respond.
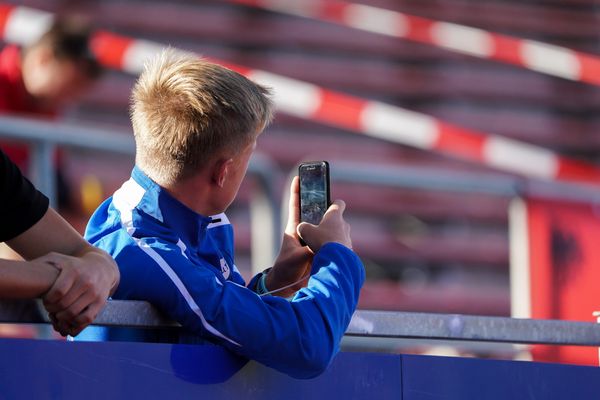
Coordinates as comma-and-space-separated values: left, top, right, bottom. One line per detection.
2, 0, 600, 364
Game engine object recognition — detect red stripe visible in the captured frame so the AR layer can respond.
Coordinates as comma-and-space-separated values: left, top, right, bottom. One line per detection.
89, 31, 134, 70
434, 123, 486, 161
556, 159, 600, 184
313, 91, 366, 131
320, 2, 348, 23
230, 0, 600, 90
577, 53, 600, 86
406, 15, 434, 43
0, 4, 14, 39
491, 35, 523, 66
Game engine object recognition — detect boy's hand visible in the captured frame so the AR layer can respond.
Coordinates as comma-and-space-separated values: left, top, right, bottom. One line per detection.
40, 249, 119, 336
266, 176, 313, 297
297, 200, 352, 252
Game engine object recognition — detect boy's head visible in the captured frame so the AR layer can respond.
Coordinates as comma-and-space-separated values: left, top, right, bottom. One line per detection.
21, 19, 102, 106
130, 49, 274, 187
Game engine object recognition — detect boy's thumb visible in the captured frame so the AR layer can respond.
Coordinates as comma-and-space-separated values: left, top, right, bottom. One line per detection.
297, 222, 315, 241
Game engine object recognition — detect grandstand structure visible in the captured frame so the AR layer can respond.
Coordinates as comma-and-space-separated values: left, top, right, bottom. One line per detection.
3, 0, 600, 322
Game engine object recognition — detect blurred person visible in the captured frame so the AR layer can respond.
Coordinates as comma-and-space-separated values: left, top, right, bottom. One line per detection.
0, 18, 102, 205
85, 50, 365, 378
0, 148, 119, 336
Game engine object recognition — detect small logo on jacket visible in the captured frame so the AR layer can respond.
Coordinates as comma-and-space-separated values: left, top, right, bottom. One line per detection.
220, 258, 231, 279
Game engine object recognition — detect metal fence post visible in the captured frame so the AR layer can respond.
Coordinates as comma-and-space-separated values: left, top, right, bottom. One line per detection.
30, 141, 57, 208
247, 154, 281, 275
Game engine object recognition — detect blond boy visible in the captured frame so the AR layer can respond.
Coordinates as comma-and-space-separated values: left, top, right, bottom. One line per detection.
85, 50, 364, 378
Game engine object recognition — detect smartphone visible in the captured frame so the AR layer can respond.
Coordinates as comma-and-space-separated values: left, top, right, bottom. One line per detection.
299, 161, 331, 226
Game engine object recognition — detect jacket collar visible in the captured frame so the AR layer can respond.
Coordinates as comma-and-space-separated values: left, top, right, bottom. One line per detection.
131, 166, 212, 246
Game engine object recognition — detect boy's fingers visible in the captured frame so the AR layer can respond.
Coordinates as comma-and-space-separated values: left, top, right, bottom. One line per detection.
297, 222, 315, 240
285, 176, 300, 234
325, 199, 346, 216
290, 176, 299, 199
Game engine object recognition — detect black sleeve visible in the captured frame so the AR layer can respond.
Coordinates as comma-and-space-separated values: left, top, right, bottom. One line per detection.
0, 149, 49, 242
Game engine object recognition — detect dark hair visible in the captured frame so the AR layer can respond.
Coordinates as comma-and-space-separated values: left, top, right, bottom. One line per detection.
31, 18, 102, 79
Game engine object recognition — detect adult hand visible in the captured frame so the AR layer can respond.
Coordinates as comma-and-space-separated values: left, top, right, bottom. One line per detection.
266, 176, 313, 297
297, 199, 352, 253
40, 248, 119, 336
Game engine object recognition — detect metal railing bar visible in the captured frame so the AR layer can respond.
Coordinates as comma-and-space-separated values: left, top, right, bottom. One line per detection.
2, 115, 600, 203
1, 299, 600, 347
346, 310, 600, 346
0, 115, 135, 154
331, 160, 600, 204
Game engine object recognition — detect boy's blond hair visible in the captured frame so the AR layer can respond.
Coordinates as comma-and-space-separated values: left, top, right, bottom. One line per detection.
130, 49, 274, 185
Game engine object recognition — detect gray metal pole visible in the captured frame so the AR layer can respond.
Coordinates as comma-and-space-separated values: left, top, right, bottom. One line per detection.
3, 299, 600, 347
30, 141, 57, 208
248, 153, 281, 274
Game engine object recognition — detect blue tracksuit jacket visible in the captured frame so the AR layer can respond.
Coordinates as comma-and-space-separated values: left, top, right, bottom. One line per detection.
85, 166, 365, 378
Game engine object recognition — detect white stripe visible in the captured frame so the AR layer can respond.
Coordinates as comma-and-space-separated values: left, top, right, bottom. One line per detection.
176, 239, 188, 257
360, 102, 439, 149
508, 198, 531, 319
121, 40, 170, 75
232, 263, 241, 276
430, 22, 495, 57
111, 179, 146, 235
208, 213, 230, 228
247, 71, 322, 117
4, 7, 54, 46
113, 179, 240, 346
343, 4, 409, 37
520, 41, 581, 80
483, 136, 559, 178
227, 280, 248, 289
136, 239, 240, 346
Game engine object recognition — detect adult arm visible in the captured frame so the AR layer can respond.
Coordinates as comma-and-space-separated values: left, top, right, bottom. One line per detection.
0, 258, 58, 298
7, 207, 120, 336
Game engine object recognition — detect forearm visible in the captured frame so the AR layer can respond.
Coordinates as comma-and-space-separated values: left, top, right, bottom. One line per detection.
261, 234, 313, 298
0, 259, 59, 299
199, 244, 365, 377
242, 245, 363, 377
117, 240, 363, 378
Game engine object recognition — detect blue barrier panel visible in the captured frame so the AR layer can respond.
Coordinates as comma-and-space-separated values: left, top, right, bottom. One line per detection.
402, 354, 600, 399
2, 337, 599, 399
0, 339, 402, 399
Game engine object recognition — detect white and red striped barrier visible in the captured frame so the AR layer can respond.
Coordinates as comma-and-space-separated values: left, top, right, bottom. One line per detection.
2, 4, 600, 184
228, 0, 600, 86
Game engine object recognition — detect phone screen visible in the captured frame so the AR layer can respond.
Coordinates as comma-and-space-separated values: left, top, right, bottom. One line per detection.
299, 161, 330, 225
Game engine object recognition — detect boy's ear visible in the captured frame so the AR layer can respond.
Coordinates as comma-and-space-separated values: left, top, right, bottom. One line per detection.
212, 158, 234, 188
